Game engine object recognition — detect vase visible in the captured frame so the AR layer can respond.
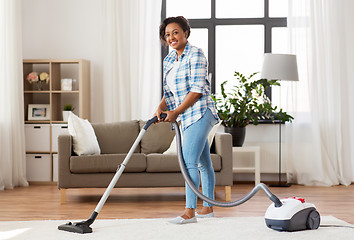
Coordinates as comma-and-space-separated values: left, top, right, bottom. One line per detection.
224, 127, 246, 147
62, 111, 71, 122
35, 81, 43, 91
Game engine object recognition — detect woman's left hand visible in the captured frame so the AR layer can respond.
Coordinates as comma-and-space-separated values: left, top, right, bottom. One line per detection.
164, 110, 179, 123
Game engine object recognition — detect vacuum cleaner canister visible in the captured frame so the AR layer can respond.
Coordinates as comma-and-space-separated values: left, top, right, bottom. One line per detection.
265, 197, 320, 231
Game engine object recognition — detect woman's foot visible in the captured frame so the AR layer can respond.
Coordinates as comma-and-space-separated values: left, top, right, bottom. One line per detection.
168, 208, 197, 224
198, 206, 213, 214
181, 208, 195, 219
196, 206, 215, 218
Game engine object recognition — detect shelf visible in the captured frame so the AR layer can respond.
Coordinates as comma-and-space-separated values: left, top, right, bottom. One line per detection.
23, 59, 90, 182
26, 151, 51, 154
51, 121, 68, 124
51, 91, 79, 93
24, 91, 50, 94
24, 91, 79, 94
23, 59, 82, 64
23, 60, 51, 64
25, 121, 50, 124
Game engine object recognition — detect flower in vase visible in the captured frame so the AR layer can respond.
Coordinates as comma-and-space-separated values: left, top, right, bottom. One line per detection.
26, 72, 39, 83
26, 71, 50, 90
39, 72, 50, 83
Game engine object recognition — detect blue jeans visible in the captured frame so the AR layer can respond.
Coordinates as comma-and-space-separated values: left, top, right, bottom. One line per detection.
182, 108, 218, 209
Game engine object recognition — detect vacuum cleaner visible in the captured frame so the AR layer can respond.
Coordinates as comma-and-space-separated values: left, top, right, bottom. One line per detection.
58, 114, 320, 234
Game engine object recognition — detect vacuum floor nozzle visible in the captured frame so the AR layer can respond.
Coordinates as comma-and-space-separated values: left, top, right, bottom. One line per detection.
58, 221, 92, 234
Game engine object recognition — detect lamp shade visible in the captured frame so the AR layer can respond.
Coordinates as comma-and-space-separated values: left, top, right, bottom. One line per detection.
261, 54, 299, 81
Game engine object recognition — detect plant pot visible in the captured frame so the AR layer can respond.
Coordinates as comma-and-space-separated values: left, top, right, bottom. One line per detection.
62, 111, 71, 122
224, 127, 246, 147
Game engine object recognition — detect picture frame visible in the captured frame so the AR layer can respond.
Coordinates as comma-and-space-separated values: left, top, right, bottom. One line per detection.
61, 78, 73, 91
28, 104, 51, 121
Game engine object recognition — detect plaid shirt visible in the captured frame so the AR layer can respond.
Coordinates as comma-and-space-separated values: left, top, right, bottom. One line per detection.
163, 42, 219, 131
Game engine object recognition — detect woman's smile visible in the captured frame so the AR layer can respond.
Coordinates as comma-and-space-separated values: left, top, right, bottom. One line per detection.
170, 40, 178, 46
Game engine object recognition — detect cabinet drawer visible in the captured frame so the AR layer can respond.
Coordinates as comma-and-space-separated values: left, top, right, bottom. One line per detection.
26, 154, 51, 181
51, 124, 69, 152
25, 124, 50, 152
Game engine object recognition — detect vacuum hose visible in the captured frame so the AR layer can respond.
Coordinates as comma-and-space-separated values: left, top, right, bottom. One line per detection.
172, 122, 283, 208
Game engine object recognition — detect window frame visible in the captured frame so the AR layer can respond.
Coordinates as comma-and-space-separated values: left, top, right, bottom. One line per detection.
161, 0, 287, 99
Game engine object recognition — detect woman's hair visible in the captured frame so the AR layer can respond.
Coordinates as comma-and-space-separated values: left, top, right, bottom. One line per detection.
159, 16, 191, 44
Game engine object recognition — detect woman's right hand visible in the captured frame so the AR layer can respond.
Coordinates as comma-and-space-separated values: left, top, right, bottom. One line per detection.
154, 96, 168, 124
153, 108, 165, 124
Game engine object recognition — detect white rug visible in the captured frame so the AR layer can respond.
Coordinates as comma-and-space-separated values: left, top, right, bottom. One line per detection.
0, 216, 353, 240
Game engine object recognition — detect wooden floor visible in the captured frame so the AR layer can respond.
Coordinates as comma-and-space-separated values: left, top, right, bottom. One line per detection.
0, 183, 353, 224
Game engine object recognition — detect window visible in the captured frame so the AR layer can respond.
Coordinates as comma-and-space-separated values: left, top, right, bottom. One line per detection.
162, 0, 288, 99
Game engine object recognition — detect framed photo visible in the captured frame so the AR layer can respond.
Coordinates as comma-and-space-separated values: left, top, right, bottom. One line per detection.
28, 104, 50, 121
61, 78, 73, 91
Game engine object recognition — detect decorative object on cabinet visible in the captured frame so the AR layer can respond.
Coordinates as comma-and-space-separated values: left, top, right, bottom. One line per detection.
26, 71, 50, 91
23, 59, 90, 183
27, 104, 50, 121
62, 104, 74, 122
61, 78, 73, 91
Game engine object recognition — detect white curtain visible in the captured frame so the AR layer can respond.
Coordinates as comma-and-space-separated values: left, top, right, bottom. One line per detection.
103, 0, 162, 122
285, 0, 354, 186
0, 0, 28, 190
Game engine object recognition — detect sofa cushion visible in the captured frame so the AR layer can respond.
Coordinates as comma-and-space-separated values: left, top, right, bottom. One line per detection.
91, 121, 140, 154
70, 153, 146, 173
139, 121, 175, 154
68, 112, 101, 156
146, 154, 222, 173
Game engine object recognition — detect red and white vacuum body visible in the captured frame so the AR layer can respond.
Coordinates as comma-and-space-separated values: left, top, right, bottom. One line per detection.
265, 197, 320, 231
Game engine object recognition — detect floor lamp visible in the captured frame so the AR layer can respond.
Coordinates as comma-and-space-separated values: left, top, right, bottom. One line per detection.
261, 53, 299, 187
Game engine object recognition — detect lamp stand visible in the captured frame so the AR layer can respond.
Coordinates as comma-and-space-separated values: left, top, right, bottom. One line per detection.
269, 121, 291, 187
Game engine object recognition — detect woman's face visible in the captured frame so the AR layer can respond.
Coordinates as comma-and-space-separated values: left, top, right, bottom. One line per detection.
164, 23, 188, 53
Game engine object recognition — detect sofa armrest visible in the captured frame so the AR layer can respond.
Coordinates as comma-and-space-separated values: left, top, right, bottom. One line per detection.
58, 134, 72, 189
214, 132, 233, 185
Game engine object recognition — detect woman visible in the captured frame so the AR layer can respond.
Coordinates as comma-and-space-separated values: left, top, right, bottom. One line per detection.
154, 16, 220, 224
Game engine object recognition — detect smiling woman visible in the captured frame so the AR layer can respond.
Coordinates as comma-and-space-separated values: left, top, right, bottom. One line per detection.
154, 16, 221, 224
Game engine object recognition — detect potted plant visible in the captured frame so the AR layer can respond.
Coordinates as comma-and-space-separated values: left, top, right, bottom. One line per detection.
62, 104, 75, 122
212, 71, 294, 146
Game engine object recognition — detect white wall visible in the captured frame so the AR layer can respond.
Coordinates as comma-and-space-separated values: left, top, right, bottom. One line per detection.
22, 0, 104, 122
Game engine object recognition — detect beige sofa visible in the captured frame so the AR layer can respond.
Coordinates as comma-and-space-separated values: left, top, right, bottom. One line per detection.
58, 120, 233, 203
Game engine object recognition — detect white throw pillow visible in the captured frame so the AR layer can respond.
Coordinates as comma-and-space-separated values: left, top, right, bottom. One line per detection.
163, 134, 179, 154
163, 121, 221, 154
208, 121, 222, 148
68, 112, 101, 156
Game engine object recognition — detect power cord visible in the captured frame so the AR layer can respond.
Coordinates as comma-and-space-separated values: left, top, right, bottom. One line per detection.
320, 225, 354, 229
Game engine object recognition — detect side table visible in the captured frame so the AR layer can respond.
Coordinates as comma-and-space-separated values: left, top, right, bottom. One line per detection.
232, 146, 261, 185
